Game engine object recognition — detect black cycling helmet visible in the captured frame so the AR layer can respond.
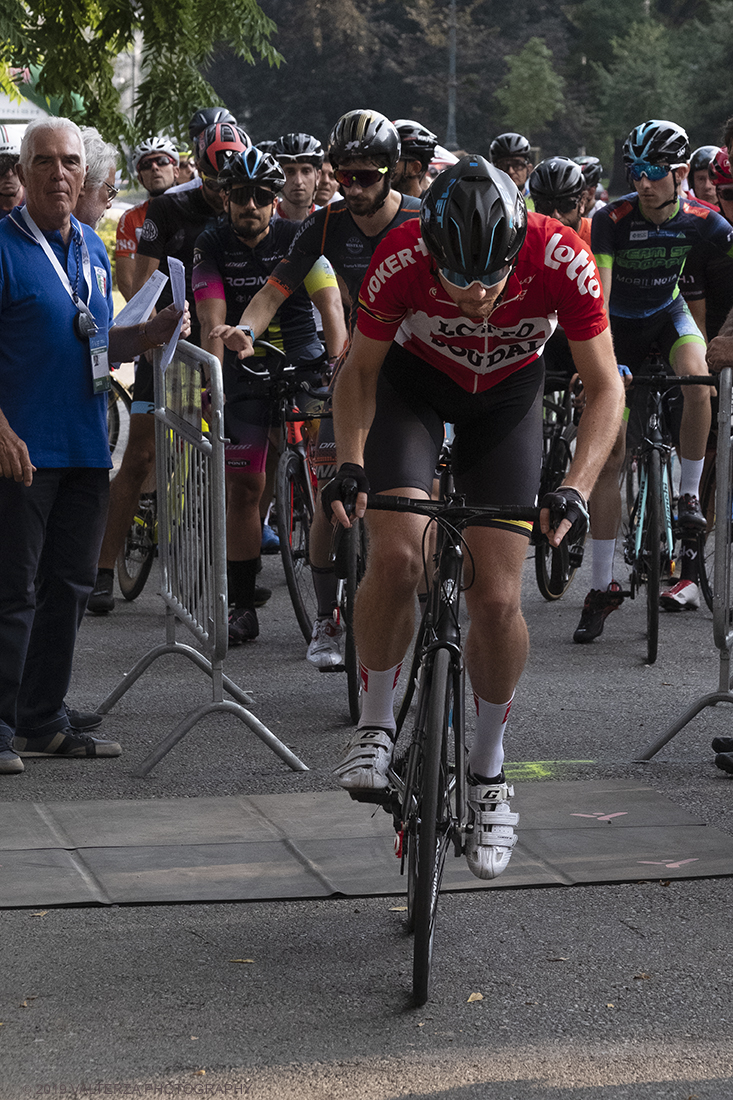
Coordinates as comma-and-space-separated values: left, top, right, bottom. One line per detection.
393, 119, 438, 162
420, 155, 527, 285
690, 145, 719, 176
188, 107, 237, 142
218, 147, 286, 193
529, 157, 584, 204
256, 140, 278, 156
574, 155, 603, 188
623, 119, 690, 168
328, 110, 401, 170
490, 132, 532, 164
274, 132, 324, 167
196, 122, 250, 174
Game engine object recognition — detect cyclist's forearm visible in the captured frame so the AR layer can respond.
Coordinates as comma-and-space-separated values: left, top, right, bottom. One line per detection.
238, 282, 286, 336
332, 359, 377, 467
565, 330, 625, 499
311, 285, 348, 360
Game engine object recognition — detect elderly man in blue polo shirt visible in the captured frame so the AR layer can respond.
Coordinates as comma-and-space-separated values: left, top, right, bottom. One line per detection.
0, 117, 188, 775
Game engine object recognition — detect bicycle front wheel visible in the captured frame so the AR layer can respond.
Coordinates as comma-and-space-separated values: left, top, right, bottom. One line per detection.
644, 450, 662, 664
117, 492, 157, 601
276, 450, 317, 642
411, 647, 454, 1006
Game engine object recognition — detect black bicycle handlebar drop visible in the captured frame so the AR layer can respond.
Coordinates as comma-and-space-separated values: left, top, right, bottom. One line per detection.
329, 478, 358, 578
630, 373, 718, 389
365, 493, 538, 527
226, 338, 332, 411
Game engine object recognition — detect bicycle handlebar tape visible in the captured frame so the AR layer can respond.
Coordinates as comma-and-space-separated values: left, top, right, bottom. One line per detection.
321, 463, 370, 522
539, 486, 589, 544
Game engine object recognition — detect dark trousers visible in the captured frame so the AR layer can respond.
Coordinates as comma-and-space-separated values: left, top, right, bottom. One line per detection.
0, 467, 109, 738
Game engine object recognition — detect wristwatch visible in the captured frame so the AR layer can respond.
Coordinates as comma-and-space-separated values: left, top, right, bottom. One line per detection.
236, 324, 255, 342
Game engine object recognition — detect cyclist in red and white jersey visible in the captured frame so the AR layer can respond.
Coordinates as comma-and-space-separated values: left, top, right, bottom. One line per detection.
115, 137, 180, 301
322, 156, 623, 881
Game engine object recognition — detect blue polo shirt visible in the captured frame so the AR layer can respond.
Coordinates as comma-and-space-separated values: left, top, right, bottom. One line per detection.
0, 208, 114, 468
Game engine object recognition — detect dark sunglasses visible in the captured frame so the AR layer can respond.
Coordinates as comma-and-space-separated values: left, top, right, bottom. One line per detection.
334, 166, 389, 189
628, 161, 671, 182
439, 263, 512, 290
716, 186, 733, 203
534, 195, 580, 215
229, 186, 277, 208
104, 181, 120, 201
201, 174, 226, 191
138, 155, 176, 171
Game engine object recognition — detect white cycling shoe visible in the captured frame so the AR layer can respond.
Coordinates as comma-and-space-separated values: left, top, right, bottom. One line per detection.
465, 775, 519, 880
334, 727, 395, 791
306, 617, 344, 670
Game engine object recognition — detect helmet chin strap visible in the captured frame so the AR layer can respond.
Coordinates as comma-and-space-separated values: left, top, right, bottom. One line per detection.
655, 167, 680, 212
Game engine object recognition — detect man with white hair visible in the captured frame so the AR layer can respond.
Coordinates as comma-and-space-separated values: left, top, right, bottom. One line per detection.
74, 126, 119, 229
0, 117, 188, 775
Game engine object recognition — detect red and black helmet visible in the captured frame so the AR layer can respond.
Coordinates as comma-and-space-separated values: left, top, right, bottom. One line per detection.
709, 147, 733, 187
196, 122, 251, 174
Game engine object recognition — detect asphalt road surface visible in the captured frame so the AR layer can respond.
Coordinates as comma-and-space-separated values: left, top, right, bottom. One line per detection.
2, 545, 732, 1100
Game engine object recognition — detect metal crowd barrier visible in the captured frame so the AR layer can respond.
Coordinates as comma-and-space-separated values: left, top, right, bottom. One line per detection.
636, 366, 733, 760
97, 340, 308, 776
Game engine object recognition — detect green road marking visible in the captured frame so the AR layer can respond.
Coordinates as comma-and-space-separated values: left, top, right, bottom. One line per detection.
504, 760, 595, 780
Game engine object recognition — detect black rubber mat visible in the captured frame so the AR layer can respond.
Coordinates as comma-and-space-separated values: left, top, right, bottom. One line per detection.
1, 781, 730, 907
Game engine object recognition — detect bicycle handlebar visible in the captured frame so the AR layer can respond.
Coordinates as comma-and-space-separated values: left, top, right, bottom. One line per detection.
630, 373, 718, 389
366, 493, 538, 526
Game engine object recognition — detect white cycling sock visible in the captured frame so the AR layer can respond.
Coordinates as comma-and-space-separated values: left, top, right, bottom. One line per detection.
591, 539, 616, 592
358, 663, 401, 734
468, 692, 514, 781
679, 458, 705, 499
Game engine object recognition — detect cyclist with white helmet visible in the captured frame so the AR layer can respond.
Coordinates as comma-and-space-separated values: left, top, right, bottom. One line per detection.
392, 119, 438, 197
322, 155, 622, 879
273, 132, 324, 222
0, 126, 23, 220
115, 136, 180, 301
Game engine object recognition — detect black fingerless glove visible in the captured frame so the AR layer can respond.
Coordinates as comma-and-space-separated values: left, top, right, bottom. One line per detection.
321, 462, 370, 521
539, 486, 589, 544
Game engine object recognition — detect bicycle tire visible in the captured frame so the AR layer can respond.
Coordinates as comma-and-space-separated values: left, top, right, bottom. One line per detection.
535, 422, 583, 600
644, 449, 662, 664
344, 520, 366, 724
108, 377, 131, 466
117, 492, 157, 601
698, 453, 717, 614
411, 647, 454, 1006
276, 449, 317, 642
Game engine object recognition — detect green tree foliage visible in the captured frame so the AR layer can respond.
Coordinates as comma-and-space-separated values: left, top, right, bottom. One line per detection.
678, 0, 733, 146
0, 0, 281, 144
494, 37, 566, 137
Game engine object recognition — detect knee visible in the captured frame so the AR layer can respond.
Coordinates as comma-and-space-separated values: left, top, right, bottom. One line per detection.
365, 536, 423, 592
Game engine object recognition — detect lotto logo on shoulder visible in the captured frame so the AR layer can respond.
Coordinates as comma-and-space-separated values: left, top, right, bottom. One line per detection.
544, 232, 601, 298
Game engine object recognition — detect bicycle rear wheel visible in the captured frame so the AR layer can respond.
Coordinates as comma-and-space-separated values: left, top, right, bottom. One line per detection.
276, 449, 317, 642
410, 647, 454, 1006
644, 450, 662, 664
117, 492, 157, 601
108, 378, 131, 469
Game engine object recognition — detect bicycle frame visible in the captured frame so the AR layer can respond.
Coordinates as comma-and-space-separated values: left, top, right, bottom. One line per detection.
628, 389, 674, 576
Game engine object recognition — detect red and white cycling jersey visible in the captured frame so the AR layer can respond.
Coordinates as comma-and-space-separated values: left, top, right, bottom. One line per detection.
115, 201, 149, 260
357, 213, 608, 393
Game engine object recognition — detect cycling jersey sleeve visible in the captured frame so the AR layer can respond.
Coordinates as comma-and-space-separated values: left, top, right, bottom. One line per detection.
135, 195, 169, 262
267, 207, 329, 299
539, 220, 608, 341
115, 209, 137, 260
192, 229, 226, 304
303, 254, 338, 298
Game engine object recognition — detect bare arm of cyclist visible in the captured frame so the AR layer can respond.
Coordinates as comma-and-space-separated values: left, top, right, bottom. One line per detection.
116, 254, 136, 302
330, 328, 392, 526
541, 327, 623, 545
131, 252, 161, 300
310, 284, 347, 360
196, 296, 227, 370
210, 282, 285, 359
597, 265, 612, 322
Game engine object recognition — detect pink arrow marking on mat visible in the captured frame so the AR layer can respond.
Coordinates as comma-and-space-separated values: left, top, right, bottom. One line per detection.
637, 859, 700, 869
570, 812, 629, 822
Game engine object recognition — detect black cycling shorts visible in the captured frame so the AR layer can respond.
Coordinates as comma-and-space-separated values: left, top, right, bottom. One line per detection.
363, 343, 544, 532
131, 354, 155, 415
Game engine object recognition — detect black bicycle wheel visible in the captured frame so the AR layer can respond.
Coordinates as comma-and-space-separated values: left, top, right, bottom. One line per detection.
644, 449, 662, 664
108, 378, 131, 467
117, 492, 157, 601
535, 421, 583, 601
698, 453, 717, 613
411, 647, 454, 1006
344, 519, 366, 724
276, 449, 317, 642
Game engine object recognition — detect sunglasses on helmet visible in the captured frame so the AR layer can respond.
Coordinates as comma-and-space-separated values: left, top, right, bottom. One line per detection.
229, 186, 277, 208
138, 155, 176, 171
628, 161, 671, 182
439, 263, 512, 291
334, 166, 389, 189
201, 173, 226, 191
534, 195, 580, 215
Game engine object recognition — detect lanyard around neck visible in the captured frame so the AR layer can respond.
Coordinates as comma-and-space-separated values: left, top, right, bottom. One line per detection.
20, 206, 96, 324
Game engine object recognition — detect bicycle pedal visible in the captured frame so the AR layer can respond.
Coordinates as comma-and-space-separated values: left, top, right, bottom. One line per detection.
347, 788, 392, 806
317, 663, 345, 673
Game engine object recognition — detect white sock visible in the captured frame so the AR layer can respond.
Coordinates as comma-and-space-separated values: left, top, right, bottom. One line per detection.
358, 663, 401, 734
590, 539, 616, 592
468, 692, 514, 780
679, 458, 705, 498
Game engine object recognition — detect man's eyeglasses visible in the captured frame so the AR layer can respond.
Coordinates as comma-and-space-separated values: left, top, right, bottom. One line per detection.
333, 166, 389, 189
201, 174, 226, 192
0, 154, 19, 176
104, 181, 120, 201
534, 195, 580, 216
716, 186, 733, 203
628, 161, 671, 182
439, 264, 512, 291
496, 158, 530, 173
229, 186, 277, 208
138, 155, 176, 171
